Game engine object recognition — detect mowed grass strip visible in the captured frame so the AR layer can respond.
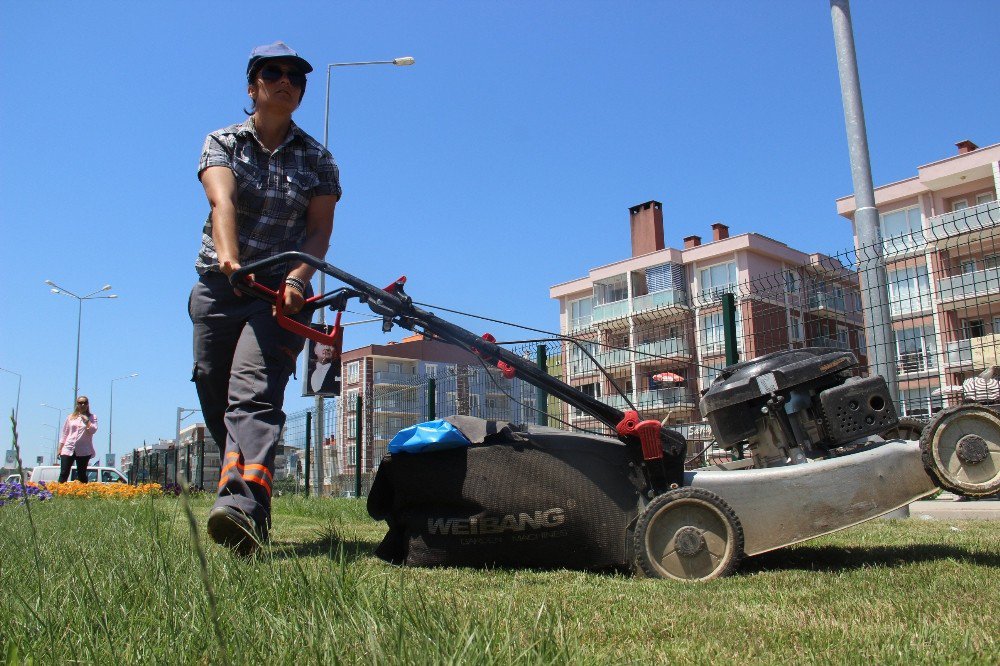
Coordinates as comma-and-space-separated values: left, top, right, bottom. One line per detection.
0, 495, 996, 665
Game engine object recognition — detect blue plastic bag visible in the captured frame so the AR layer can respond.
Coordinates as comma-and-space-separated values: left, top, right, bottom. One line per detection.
388, 420, 472, 454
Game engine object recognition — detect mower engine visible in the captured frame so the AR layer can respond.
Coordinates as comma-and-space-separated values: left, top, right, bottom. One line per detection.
700, 348, 898, 468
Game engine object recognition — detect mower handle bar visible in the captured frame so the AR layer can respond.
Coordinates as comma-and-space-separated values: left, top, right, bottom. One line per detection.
229, 252, 628, 432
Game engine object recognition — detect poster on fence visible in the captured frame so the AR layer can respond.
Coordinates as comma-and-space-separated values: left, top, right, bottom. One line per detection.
302, 323, 342, 397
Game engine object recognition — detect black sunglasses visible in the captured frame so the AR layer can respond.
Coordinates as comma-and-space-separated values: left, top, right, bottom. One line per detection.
259, 65, 306, 87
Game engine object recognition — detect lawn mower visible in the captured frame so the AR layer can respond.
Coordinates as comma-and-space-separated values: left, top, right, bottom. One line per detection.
232, 252, 1000, 581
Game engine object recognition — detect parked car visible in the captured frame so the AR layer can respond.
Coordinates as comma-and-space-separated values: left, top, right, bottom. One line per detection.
29, 466, 129, 484
4, 473, 22, 484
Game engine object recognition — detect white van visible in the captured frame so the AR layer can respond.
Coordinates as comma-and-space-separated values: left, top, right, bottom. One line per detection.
29, 466, 129, 484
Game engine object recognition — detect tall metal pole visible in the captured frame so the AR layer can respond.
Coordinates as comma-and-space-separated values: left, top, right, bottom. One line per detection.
109, 373, 138, 460
74, 299, 83, 401
830, 0, 899, 404
535, 345, 548, 426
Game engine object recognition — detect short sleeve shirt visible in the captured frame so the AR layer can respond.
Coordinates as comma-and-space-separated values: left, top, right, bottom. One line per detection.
195, 117, 342, 276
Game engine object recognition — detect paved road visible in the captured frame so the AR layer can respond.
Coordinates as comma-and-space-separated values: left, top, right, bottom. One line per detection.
906, 494, 1000, 520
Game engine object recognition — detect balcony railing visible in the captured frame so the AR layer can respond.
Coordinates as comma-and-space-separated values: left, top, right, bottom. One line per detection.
937, 267, 1000, 303
896, 351, 937, 375
636, 388, 696, 409
945, 339, 973, 367
807, 292, 847, 312
635, 338, 690, 362
592, 299, 629, 324
632, 289, 688, 315
810, 336, 849, 350
926, 199, 1000, 241
374, 371, 416, 384
595, 348, 633, 368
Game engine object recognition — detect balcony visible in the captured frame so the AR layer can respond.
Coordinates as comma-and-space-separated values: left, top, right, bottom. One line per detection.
374, 371, 417, 385
632, 289, 689, 316
595, 347, 633, 368
592, 299, 629, 324
636, 388, 696, 409
807, 292, 847, 312
926, 200, 1000, 243
937, 267, 1000, 304
635, 338, 690, 362
896, 352, 937, 375
945, 339, 973, 367
810, 336, 850, 351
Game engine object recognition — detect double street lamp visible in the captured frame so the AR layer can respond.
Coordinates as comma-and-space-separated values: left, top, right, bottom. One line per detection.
45, 281, 118, 402
312, 55, 415, 495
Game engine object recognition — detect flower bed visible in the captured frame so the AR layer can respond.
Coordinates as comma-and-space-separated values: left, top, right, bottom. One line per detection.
0, 481, 53, 506
39, 481, 165, 499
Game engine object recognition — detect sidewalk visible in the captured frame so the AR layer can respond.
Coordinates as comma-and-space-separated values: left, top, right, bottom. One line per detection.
907, 493, 1000, 521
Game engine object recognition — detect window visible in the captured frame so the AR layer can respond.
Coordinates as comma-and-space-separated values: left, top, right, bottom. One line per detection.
569, 296, 594, 330
857, 329, 867, 357
887, 265, 932, 316
895, 326, 937, 373
900, 387, 932, 417
574, 382, 602, 417
700, 311, 725, 354
569, 341, 597, 375
964, 319, 986, 339
951, 199, 969, 212
424, 363, 438, 378
784, 270, 799, 293
346, 362, 360, 383
594, 275, 627, 305
699, 262, 737, 297
977, 192, 996, 205
468, 394, 481, 416
879, 206, 923, 254
790, 316, 803, 341
961, 259, 977, 274
986, 255, 1000, 270
388, 362, 402, 375
837, 326, 849, 348
700, 361, 725, 389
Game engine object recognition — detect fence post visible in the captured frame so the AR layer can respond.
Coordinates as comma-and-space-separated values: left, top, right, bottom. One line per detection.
304, 410, 311, 498
355, 394, 363, 498
428, 377, 436, 420
721, 293, 739, 366
536, 345, 549, 426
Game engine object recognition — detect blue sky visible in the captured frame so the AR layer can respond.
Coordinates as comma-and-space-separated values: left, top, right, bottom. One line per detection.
2, 1, 998, 467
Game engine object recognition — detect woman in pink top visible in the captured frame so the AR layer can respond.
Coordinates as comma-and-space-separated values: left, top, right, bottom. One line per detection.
58, 396, 98, 483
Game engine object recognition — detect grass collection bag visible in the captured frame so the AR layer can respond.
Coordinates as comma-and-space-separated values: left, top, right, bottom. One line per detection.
367, 417, 647, 571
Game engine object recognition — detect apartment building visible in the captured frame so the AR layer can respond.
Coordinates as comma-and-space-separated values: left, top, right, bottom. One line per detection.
837, 139, 1000, 417
549, 201, 866, 426
335, 334, 537, 483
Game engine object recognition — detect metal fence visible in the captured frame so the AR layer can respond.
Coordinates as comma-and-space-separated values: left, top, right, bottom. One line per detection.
216, 200, 1000, 496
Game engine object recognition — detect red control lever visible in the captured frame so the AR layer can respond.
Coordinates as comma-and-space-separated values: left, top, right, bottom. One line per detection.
616, 410, 664, 461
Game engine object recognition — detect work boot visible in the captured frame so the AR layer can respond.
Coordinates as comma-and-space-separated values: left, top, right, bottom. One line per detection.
207, 505, 262, 557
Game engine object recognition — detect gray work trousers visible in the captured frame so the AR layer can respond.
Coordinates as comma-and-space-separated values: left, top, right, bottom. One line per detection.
189, 271, 308, 529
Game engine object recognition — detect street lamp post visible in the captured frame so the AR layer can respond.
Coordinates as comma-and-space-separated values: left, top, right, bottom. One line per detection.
0, 368, 21, 445
45, 281, 118, 402
314, 55, 414, 496
40, 403, 65, 463
108, 373, 139, 463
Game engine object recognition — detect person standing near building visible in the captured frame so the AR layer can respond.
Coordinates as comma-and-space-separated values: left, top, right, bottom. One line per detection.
190, 41, 341, 555
58, 396, 97, 483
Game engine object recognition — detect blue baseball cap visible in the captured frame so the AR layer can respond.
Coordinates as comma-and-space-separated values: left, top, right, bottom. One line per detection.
246, 41, 314, 82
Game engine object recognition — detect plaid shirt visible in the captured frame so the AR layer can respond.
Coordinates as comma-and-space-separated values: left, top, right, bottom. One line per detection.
195, 117, 342, 276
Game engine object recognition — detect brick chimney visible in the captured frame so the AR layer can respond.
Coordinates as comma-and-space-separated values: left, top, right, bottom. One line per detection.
628, 201, 665, 257
956, 139, 979, 155
683, 235, 701, 249
711, 222, 729, 241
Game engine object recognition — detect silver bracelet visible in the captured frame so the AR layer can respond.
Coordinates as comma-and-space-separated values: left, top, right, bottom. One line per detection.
285, 276, 307, 293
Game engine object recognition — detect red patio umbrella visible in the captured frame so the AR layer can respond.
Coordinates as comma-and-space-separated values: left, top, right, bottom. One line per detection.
652, 372, 684, 385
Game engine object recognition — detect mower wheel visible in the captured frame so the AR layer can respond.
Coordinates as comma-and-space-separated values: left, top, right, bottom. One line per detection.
633, 487, 743, 582
920, 405, 1000, 497
881, 416, 926, 441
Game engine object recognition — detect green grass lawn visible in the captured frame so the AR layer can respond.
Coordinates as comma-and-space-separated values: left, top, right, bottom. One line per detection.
1, 494, 997, 665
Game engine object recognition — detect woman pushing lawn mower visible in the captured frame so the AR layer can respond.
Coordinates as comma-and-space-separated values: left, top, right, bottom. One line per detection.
189, 41, 341, 556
